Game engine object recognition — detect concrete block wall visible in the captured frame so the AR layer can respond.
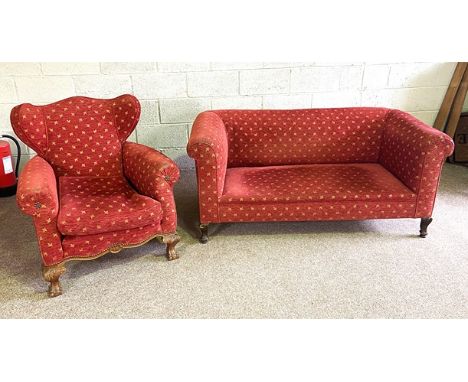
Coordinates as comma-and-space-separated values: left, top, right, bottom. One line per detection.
0, 62, 467, 169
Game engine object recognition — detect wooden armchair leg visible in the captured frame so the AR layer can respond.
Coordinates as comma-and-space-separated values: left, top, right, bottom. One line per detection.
161, 233, 180, 261
42, 263, 66, 298
199, 224, 209, 244
420, 217, 433, 238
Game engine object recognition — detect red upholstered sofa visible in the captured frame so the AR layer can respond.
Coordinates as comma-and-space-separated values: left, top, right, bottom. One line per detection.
187, 108, 454, 242
11, 95, 180, 297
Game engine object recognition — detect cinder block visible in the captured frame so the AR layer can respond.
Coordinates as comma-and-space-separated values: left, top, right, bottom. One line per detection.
139, 100, 160, 126
410, 111, 438, 126
41, 62, 100, 75
160, 98, 211, 123
187, 71, 238, 97
262, 94, 312, 109
157, 62, 210, 72
362, 87, 446, 111
160, 148, 193, 169
312, 90, 362, 108
211, 96, 262, 109
340, 65, 364, 90
0, 63, 41, 76
211, 62, 263, 70
291, 67, 341, 93
313, 62, 363, 67
240, 69, 289, 95
0, 104, 15, 128
132, 73, 186, 99
388, 62, 456, 88
16, 76, 75, 103
362, 65, 390, 89
137, 124, 188, 148
0, 78, 17, 102
73, 75, 132, 98
263, 62, 316, 68
101, 62, 155, 74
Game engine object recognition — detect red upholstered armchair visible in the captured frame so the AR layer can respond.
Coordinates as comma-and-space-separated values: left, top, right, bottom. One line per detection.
187, 108, 454, 242
11, 95, 180, 297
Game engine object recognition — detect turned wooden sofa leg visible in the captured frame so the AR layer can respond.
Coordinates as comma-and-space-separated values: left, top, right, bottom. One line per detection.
42, 263, 66, 298
199, 224, 209, 244
420, 217, 433, 238
161, 233, 180, 261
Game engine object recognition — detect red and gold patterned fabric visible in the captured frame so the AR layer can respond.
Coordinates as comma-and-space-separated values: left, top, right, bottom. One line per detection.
123, 142, 180, 234
11, 95, 179, 266
187, 112, 228, 223
58, 176, 162, 236
379, 110, 454, 217
187, 108, 453, 225
220, 163, 416, 204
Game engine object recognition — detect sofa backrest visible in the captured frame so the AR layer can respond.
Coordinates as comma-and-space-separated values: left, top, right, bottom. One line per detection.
10, 94, 140, 177
213, 108, 389, 167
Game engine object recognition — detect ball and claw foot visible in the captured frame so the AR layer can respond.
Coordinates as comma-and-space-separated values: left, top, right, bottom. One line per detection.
419, 217, 433, 238
200, 224, 209, 244
42, 263, 66, 298
162, 233, 180, 261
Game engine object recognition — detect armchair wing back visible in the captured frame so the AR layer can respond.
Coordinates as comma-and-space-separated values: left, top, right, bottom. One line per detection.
11, 94, 139, 177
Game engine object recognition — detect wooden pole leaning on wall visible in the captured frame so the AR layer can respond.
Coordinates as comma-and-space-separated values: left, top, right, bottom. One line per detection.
433, 62, 468, 132
444, 66, 468, 139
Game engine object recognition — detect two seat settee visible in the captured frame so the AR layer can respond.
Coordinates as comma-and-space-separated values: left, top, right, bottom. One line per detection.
187, 108, 454, 242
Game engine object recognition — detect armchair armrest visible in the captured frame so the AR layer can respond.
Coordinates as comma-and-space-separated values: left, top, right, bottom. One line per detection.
122, 142, 180, 233
187, 111, 228, 223
17, 156, 64, 266
17, 156, 59, 218
379, 109, 454, 217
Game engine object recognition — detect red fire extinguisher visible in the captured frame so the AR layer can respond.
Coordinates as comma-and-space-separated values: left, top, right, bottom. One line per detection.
0, 134, 21, 197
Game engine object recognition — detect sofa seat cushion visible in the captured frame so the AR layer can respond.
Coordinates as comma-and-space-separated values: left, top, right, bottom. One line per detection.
58, 176, 162, 236
220, 163, 416, 204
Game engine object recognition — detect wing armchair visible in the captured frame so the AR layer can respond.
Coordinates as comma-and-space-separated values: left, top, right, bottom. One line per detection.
187, 108, 454, 242
11, 95, 180, 297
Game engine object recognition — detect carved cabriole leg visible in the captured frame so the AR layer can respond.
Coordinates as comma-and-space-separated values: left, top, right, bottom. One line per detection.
160, 233, 180, 261
42, 263, 66, 298
420, 217, 433, 238
199, 224, 209, 244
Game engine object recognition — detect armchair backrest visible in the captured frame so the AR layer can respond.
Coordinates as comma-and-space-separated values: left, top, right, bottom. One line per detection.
10, 94, 140, 177
213, 107, 389, 167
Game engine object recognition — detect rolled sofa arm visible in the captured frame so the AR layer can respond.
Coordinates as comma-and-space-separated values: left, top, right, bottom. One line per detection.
122, 142, 180, 233
17, 156, 59, 218
187, 111, 229, 223
379, 109, 454, 217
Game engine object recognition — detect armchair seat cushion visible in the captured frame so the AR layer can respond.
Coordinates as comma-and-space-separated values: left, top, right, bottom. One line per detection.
57, 176, 162, 236
220, 163, 416, 205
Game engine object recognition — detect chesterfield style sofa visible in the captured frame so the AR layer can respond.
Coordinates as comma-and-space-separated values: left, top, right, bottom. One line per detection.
187, 108, 454, 242
11, 95, 180, 297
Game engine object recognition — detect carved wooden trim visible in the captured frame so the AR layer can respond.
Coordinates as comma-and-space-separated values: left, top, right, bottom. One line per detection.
158, 233, 181, 261
42, 263, 66, 298
40, 231, 181, 297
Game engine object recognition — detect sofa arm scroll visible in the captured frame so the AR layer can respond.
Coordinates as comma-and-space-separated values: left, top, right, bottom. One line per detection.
187, 112, 229, 223
379, 109, 454, 217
